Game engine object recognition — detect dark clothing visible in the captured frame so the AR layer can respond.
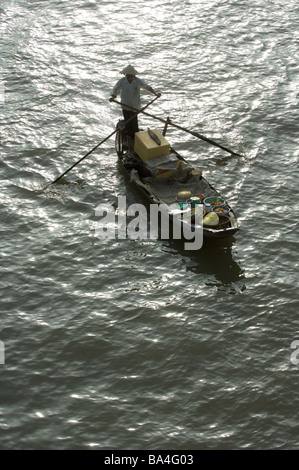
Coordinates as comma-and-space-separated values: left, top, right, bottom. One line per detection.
122, 110, 139, 138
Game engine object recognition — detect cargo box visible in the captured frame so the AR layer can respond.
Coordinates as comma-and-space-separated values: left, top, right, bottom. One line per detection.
134, 129, 170, 161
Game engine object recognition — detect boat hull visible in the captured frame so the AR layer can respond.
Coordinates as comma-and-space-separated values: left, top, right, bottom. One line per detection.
115, 125, 239, 242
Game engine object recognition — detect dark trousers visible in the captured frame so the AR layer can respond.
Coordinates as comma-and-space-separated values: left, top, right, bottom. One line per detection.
122, 110, 139, 138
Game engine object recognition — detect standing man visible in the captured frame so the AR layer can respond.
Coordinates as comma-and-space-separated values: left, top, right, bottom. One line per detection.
109, 65, 161, 139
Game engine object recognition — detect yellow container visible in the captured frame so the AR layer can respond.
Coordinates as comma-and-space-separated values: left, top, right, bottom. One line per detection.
156, 169, 176, 179
134, 129, 170, 161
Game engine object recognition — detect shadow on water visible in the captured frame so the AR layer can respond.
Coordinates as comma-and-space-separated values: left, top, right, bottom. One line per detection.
116, 161, 245, 291
162, 235, 246, 292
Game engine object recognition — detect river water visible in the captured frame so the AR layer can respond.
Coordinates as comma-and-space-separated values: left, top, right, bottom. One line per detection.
0, 0, 298, 450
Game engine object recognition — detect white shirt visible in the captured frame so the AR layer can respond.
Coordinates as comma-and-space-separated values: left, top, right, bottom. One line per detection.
111, 77, 152, 110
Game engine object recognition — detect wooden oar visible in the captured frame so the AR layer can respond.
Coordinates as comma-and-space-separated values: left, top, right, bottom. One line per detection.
51, 129, 117, 184
51, 95, 160, 184
111, 99, 244, 158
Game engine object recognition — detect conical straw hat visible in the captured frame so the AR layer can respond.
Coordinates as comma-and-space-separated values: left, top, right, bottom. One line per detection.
120, 64, 139, 75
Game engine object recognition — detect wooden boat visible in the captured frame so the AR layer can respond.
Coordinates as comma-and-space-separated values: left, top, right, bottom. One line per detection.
114, 119, 239, 240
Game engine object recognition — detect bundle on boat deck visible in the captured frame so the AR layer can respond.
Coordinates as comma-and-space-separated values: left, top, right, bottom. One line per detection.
141, 161, 215, 205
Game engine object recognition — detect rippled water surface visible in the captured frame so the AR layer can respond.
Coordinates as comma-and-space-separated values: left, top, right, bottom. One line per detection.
0, 0, 299, 450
